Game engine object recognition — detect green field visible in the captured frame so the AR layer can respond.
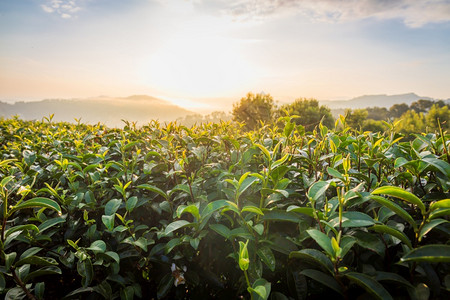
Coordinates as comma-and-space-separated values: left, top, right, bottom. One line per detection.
0, 116, 449, 299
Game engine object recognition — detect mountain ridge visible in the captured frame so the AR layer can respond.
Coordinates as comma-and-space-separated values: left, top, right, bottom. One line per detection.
0, 95, 193, 127
319, 93, 448, 109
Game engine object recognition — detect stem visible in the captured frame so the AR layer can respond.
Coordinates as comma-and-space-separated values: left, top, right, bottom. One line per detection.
244, 269, 251, 288
415, 216, 428, 246
437, 118, 450, 163
366, 169, 372, 192
1, 192, 7, 243
244, 269, 253, 300
12, 268, 37, 300
187, 177, 195, 202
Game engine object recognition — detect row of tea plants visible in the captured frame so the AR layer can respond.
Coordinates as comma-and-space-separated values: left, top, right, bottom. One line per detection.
0, 115, 449, 299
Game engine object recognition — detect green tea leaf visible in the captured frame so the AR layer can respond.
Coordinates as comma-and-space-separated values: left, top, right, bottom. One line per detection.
306, 229, 334, 258
0, 159, 16, 168
190, 237, 200, 250
327, 167, 345, 181
340, 236, 356, 258
171, 184, 191, 195
242, 206, 264, 216
262, 209, 306, 222
101, 251, 120, 264
137, 184, 168, 200
430, 199, 450, 211
374, 271, 414, 289
422, 157, 450, 178
354, 231, 385, 257
257, 246, 276, 272
120, 286, 134, 300
209, 224, 231, 239
289, 249, 333, 273
5, 287, 26, 300
87, 240, 107, 253
418, 219, 448, 241
253, 224, 264, 235
15, 256, 58, 267
329, 211, 375, 228
19, 247, 43, 260
272, 153, 289, 170
157, 274, 174, 299
286, 205, 316, 218
345, 272, 393, 300
38, 217, 65, 232
372, 186, 425, 215
10, 197, 62, 215
369, 224, 412, 249
5, 224, 39, 237
23, 266, 62, 283
125, 196, 138, 213
200, 200, 229, 217
255, 144, 271, 162
300, 269, 343, 295
370, 195, 417, 231
164, 220, 192, 235
133, 237, 149, 252
77, 259, 93, 287
177, 204, 200, 220
105, 199, 122, 216
249, 278, 271, 300
23, 150, 36, 166
308, 181, 330, 202
401, 244, 450, 263
239, 175, 258, 195
102, 215, 115, 231
429, 208, 450, 219
5, 252, 17, 270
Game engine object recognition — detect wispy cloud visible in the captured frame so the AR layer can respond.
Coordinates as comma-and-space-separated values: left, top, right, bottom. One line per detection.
192, 0, 450, 27
41, 0, 82, 19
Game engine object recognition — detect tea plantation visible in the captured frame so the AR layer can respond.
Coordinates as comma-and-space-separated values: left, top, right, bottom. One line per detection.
0, 116, 449, 299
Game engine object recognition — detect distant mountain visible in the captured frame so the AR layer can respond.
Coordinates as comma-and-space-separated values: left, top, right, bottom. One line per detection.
0, 95, 194, 127
319, 93, 441, 109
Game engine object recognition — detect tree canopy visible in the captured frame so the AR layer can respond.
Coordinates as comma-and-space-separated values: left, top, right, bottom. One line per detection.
232, 93, 275, 130
389, 103, 409, 118
345, 109, 368, 130
276, 98, 334, 131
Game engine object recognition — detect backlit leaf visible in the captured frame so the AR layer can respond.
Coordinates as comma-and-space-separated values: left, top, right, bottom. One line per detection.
401, 244, 450, 263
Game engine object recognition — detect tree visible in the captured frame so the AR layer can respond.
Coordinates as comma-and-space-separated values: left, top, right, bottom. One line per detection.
410, 99, 434, 113
232, 92, 275, 130
276, 98, 334, 131
426, 104, 450, 131
366, 107, 389, 121
389, 103, 409, 118
345, 109, 368, 130
396, 110, 425, 136
362, 119, 387, 132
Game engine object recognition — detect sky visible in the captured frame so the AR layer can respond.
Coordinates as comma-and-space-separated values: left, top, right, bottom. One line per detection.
1, 0, 450, 112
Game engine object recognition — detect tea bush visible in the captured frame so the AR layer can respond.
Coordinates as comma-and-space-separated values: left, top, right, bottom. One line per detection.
0, 116, 449, 299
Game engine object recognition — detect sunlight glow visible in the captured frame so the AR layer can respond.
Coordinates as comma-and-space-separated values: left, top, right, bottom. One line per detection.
140, 35, 256, 98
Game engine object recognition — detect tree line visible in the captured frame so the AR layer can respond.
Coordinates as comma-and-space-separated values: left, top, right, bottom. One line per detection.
231, 92, 450, 135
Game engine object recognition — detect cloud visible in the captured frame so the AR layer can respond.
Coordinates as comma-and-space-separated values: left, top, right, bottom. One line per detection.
41, 0, 82, 19
192, 0, 450, 27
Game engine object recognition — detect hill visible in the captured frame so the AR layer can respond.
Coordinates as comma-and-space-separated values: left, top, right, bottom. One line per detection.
0, 95, 194, 127
319, 93, 442, 109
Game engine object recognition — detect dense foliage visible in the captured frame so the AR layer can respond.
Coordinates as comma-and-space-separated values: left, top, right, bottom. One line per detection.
0, 115, 449, 300
232, 93, 275, 130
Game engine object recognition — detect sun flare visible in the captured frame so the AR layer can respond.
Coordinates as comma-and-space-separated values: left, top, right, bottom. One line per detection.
141, 35, 255, 98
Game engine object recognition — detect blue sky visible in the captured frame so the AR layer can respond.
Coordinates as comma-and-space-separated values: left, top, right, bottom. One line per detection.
1, 0, 450, 111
